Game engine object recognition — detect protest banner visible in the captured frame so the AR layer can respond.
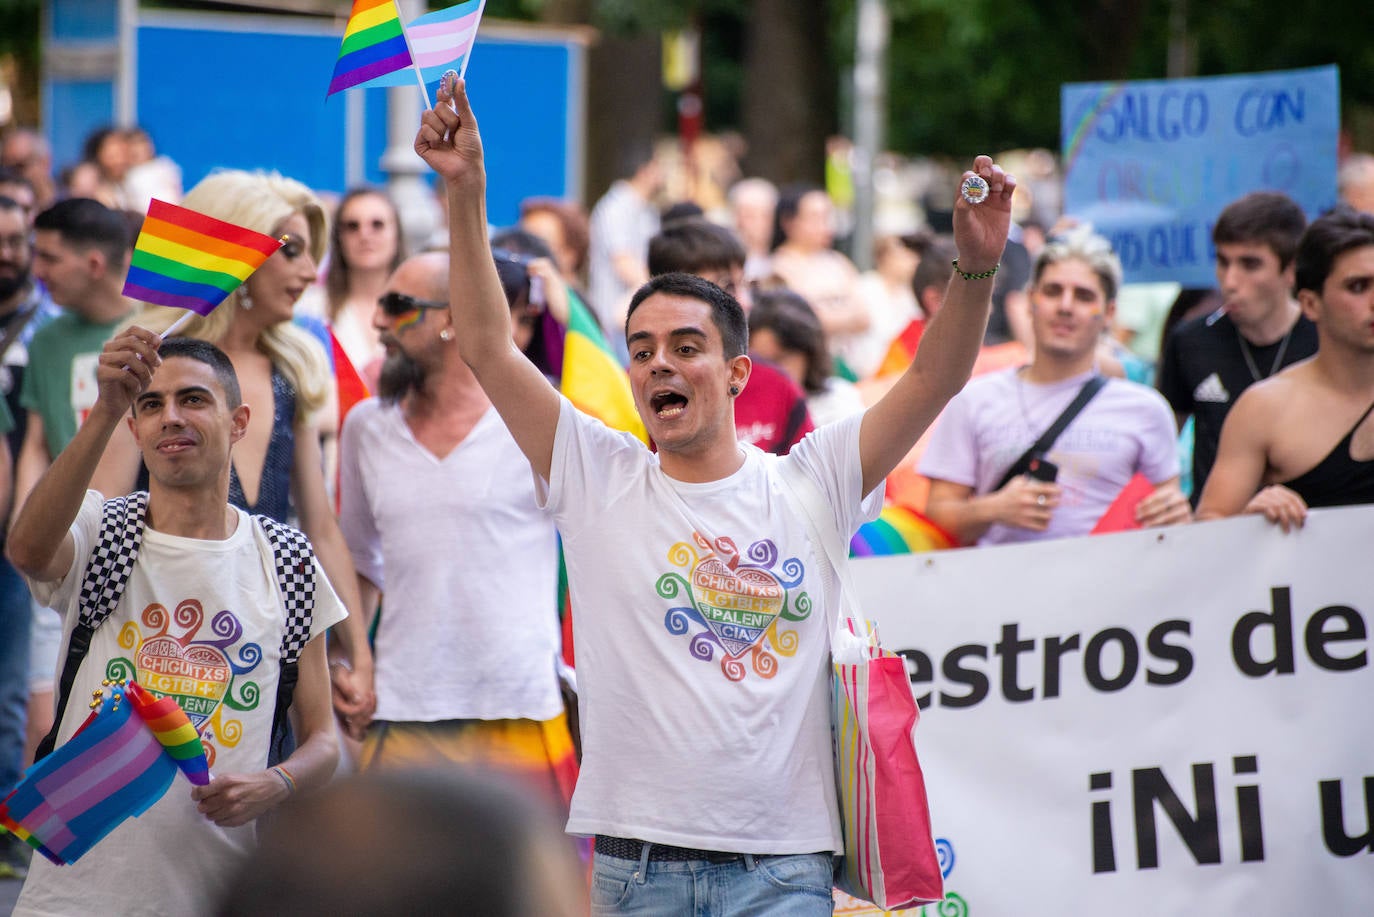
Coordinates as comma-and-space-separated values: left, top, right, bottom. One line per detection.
837, 507, 1373, 915
1061, 66, 1340, 286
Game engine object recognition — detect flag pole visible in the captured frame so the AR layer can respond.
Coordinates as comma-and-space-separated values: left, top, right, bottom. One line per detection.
161, 311, 194, 340
457, 0, 488, 82
394, 0, 431, 109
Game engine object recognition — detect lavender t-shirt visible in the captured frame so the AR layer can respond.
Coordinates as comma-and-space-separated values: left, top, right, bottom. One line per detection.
920, 368, 1180, 546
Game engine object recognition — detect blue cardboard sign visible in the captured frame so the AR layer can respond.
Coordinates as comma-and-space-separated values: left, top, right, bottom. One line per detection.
1061, 66, 1339, 286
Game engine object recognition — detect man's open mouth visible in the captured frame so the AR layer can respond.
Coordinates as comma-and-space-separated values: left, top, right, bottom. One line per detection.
650, 391, 688, 418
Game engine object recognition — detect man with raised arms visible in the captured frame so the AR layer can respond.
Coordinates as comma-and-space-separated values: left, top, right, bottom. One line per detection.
415, 78, 1013, 915
7, 333, 343, 915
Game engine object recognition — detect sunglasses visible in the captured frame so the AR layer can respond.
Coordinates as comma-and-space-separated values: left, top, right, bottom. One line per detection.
378, 291, 448, 317
342, 218, 388, 234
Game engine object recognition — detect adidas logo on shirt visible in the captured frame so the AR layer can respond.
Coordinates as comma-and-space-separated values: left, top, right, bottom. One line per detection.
1194, 372, 1230, 404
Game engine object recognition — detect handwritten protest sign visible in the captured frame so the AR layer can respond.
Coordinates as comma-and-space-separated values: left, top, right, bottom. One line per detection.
1061, 66, 1339, 286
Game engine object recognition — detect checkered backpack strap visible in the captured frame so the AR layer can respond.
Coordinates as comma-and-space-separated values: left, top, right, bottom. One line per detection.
254, 515, 316, 767
34, 492, 149, 761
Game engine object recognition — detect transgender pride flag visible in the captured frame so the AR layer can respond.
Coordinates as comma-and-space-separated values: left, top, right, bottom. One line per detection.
410, 0, 486, 81
0, 681, 209, 865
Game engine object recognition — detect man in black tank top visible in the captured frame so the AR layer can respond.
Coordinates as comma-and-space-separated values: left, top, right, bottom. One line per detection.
1197, 206, 1374, 529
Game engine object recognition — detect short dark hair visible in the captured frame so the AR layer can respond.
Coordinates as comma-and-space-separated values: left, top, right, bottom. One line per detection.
1212, 191, 1308, 268
1294, 205, 1374, 296
626, 272, 748, 359
33, 197, 130, 265
150, 337, 242, 410
749, 289, 830, 395
490, 228, 556, 263
648, 219, 746, 277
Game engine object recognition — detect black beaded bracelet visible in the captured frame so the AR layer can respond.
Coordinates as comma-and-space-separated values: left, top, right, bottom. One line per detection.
951, 259, 1000, 281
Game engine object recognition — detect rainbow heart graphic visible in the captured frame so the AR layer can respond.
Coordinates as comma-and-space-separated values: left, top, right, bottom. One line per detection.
690, 557, 784, 658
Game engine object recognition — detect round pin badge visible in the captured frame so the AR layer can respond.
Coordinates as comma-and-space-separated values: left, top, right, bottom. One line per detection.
960, 174, 990, 205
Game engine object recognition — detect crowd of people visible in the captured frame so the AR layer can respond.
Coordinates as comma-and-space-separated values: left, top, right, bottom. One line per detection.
0, 83, 1370, 915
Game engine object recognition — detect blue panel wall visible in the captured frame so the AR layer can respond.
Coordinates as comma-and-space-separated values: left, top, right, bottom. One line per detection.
135, 14, 579, 226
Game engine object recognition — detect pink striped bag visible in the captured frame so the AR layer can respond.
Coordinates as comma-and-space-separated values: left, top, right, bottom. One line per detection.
777, 462, 942, 910
831, 618, 943, 909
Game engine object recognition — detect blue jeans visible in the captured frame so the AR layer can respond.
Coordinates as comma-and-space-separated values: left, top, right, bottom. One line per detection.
592, 848, 835, 916
0, 557, 31, 790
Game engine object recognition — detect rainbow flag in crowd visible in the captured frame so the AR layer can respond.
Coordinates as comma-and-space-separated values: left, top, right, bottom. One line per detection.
123, 199, 283, 316
876, 318, 927, 378
331, 327, 371, 432
327, 0, 413, 96
850, 503, 956, 556
0, 680, 209, 865
561, 289, 646, 443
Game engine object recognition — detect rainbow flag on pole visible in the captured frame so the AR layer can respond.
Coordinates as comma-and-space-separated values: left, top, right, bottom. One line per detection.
0, 681, 209, 865
123, 199, 283, 316
327, 0, 414, 96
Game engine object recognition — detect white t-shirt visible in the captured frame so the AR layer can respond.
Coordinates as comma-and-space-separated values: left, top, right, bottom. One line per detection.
919, 368, 1181, 546
338, 399, 562, 722
540, 398, 881, 853
15, 491, 346, 917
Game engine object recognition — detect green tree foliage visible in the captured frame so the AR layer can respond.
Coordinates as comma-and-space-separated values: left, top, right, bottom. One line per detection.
485, 0, 1374, 155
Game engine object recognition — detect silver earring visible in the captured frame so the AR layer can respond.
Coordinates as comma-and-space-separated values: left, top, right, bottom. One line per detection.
239, 289, 254, 310
440, 328, 454, 342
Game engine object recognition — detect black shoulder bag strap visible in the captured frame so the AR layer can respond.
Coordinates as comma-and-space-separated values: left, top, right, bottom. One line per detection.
254, 515, 317, 767
35, 492, 150, 761
993, 374, 1109, 492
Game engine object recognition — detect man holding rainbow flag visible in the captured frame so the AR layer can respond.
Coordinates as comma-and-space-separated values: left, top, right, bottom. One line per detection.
5, 331, 345, 915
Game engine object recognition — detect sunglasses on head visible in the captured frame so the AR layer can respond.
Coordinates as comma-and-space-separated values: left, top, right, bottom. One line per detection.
378, 291, 447, 316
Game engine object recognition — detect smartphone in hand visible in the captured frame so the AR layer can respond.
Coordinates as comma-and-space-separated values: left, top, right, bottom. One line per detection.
1027, 456, 1059, 483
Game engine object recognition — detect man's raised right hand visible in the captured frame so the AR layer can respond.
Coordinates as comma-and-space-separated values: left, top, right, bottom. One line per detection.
95, 326, 162, 420
414, 77, 486, 191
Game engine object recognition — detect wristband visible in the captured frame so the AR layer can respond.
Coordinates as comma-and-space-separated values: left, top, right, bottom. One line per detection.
951, 259, 999, 281
272, 765, 297, 796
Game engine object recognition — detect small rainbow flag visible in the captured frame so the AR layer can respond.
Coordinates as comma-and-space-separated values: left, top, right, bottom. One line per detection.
327, 0, 414, 96
124, 681, 210, 787
850, 503, 956, 556
123, 199, 283, 316
0, 680, 208, 864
